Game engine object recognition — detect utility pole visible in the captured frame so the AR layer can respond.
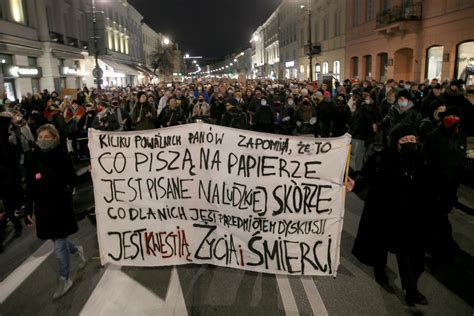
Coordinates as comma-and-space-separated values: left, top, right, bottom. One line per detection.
307, 0, 313, 82
91, 0, 103, 90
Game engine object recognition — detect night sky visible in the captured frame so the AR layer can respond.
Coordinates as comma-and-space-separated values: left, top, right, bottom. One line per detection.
128, 0, 281, 59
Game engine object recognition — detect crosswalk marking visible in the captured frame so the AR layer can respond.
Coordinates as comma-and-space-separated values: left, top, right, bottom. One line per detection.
275, 275, 299, 315
301, 277, 329, 316
0, 241, 53, 304
80, 264, 187, 316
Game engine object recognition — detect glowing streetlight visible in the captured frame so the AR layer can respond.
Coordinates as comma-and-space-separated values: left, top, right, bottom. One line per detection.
163, 37, 170, 46
185, 53, 190, 59
252, 35, 260, 42
234, 58, 237, 62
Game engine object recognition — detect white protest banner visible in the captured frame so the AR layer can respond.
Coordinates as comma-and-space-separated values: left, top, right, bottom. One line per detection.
88, 124, 351, 276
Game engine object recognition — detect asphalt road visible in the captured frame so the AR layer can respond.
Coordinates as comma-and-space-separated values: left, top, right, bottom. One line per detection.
0, 178, 473, 316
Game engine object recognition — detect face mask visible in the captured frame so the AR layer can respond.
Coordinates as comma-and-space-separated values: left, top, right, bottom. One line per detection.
261, 100, 268, 106
288, 100, 294, 105
443, 117, 461, 129
400, 142, 419, 157
398, 100, 408, 108
36, 139, 57, 151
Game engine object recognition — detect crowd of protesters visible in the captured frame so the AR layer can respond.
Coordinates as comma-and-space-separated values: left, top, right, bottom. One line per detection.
0, 76, 472, 301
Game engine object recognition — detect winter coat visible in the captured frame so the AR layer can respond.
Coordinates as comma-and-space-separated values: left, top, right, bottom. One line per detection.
349, 101, 377, 142
0, 118, 23, 207
221, 107, 248, 130
24, 146, 78, 240
160, 107, 186, 127
316, 100, 336, 137
352, 149, 430, 265
131, 102, 156, 130
382, 103, 422, 136
423, 125, 467, 212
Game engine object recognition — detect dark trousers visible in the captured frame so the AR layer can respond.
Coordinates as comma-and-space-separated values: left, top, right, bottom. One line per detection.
396, 251, 425, 293
0, 198, 23, 241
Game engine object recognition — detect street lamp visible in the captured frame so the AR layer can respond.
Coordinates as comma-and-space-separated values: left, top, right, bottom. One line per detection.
185, 53, 190, 59
163, 37, 170, 46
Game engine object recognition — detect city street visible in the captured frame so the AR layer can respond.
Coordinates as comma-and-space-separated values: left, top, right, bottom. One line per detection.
1, 176, 473, 315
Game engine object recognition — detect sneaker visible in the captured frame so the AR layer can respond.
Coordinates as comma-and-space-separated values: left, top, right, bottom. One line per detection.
75, 246, 86, 269
53, 278, 73, 299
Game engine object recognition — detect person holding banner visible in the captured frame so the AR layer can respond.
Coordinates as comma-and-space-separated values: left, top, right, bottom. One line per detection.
348, 124, 430, 306
24, 124, 86, 299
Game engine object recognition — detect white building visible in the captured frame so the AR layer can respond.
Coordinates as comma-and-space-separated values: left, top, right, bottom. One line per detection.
0, 0, 92, 99
279, 0, 300, 79
0, 0, 162, 101
91, 0, 145, 87
263, 8, 280, 80
250, 26, 265, 78
298, 0, 346, 82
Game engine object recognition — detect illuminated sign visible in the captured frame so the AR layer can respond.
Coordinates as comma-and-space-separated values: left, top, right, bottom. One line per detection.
285, 61, 295, 68
7, 65, 41, 78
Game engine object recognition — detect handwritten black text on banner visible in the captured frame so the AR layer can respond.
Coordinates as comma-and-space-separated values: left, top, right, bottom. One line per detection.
88, 124, 351, 276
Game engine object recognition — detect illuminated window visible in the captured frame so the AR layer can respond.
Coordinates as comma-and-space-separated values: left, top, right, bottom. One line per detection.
125, 36, 129, 55
114, 29, 119, 51
107, 28, 113, 49
10, 0, 25, 24
426, 46, 443, 80
323, 62, 329, 74
120, 33, 124, 53
456, 41, 474, 81
333, 60, 341, 80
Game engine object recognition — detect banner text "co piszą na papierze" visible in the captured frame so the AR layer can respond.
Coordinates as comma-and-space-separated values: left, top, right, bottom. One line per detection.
88, 123, 351, 276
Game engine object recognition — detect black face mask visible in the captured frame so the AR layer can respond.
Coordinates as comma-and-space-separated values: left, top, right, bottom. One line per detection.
400, 142, 419, 157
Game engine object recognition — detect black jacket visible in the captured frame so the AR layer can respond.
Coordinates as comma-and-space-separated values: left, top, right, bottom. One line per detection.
352, 149, 430, 265
423, 125, 466, 211
25, 146, 78, 240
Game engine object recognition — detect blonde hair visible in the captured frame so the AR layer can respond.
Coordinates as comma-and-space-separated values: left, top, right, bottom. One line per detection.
36, 124, 60, 143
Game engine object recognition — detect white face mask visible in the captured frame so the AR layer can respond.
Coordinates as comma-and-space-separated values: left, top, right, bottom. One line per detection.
261, 100, 268, 106
288, 100, 294, 105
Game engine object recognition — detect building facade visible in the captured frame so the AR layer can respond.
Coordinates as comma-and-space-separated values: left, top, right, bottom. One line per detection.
0, 0, 92, 99
250, 26, 265, 78
279, 0, 300, 79
297, 0, 346, 82
345, 0, 474, 82
0, 0, 176, 101
262, 9, 280, 80
92, 0, 145, 87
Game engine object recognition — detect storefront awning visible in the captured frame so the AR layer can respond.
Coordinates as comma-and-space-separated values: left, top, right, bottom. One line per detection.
134, 64, 156, 77
0, 42, 43, 57
52, 49, 85, 60
100, 57, 138, 76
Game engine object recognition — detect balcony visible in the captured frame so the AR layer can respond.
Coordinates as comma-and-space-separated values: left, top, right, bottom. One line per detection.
375, 2, 422, 36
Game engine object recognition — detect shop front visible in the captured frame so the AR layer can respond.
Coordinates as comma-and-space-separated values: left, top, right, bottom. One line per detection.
99, 57, 139, 87
1, 63, 42, 101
